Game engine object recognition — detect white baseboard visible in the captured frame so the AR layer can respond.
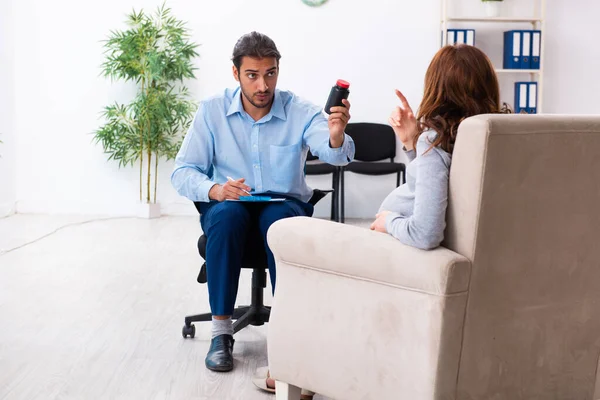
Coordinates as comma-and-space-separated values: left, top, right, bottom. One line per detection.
161, 202, 197, 216
14, 199, 198, 217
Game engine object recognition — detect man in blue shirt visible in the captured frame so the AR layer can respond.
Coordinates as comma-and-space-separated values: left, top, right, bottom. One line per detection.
171, 32, 355, 372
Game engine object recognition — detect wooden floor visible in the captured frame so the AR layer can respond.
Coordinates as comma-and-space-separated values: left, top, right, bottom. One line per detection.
0, 215, 371, 400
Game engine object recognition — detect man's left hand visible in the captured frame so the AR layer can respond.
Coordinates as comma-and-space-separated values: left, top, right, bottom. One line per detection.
328, 99, 351, 148
370, 210, 391, 233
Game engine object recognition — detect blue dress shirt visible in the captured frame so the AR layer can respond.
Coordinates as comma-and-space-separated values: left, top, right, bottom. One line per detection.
171, 87, 355, 203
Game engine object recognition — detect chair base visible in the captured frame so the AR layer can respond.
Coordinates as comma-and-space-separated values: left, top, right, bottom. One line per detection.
182, 304, 271, 338
182, 266, 271, 338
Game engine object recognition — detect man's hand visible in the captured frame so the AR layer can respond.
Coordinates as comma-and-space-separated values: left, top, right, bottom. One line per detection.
388, 89, 418, 151
208, 178, 252, 201
370, 210, 391, 233
328, 99, 351, 148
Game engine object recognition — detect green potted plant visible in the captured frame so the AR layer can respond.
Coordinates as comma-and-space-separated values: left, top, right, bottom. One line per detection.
481, 0, 503, 17
94, 3, 198, 218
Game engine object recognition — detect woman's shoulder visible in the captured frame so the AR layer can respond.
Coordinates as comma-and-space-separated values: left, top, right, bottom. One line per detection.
416, 130, 452, 166
417, 129, 439, 145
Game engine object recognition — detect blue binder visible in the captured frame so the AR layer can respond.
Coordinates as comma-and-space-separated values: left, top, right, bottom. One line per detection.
456, 29, 466, 45
442, 30, 454, 46
442, 29, 459, 46
441, 29, 476, 46
528, 82, 538, 114
520, 30, 532, 69
531, 30, 542, 69
465, 29, 475, 46
514, 82, 529, 113
504, 30, 522, 69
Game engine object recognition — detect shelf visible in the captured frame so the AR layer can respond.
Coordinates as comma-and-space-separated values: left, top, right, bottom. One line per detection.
441, 0, 546, 113
444, 17, 542, 23
495, 69, 542, 74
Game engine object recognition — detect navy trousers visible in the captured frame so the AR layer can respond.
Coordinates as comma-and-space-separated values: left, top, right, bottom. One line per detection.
197, 199, 314, 316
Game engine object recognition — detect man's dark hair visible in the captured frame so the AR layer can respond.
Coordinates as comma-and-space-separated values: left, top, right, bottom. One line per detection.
232, 31, 281, 70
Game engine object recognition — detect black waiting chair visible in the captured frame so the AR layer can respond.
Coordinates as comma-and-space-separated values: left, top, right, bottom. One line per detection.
182, 189, 328, 339
340, 122, 407, 223
305, 150, 340, 222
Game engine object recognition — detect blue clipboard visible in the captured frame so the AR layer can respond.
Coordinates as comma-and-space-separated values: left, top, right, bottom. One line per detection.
226, 196, 286, 202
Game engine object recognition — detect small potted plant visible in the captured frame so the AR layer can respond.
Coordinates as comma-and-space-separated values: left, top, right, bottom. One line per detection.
481, 0, 503, 17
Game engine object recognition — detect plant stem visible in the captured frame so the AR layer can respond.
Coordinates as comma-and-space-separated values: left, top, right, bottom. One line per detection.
154, 152, 158, 204
150, 79, 158, 204
139, 158, 143, 203
144, 77, 152, 204
140, 79, 145, 203
147, 147, 151, 203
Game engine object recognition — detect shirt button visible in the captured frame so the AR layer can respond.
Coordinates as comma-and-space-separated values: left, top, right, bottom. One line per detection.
254, 165, 259, 169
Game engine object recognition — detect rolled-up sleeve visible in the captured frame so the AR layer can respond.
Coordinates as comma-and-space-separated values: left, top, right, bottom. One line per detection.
171, 103, 216, 202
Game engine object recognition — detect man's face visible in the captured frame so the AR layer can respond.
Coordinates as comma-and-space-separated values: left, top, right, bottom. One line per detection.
233, 56, 279, 109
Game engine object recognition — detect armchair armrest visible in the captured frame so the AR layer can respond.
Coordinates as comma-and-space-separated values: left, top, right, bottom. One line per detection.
268, 217, 470, 295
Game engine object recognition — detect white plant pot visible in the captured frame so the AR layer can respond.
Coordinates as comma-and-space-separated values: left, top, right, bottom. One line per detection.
138, 202, 161, 219
483, 1, 502, 17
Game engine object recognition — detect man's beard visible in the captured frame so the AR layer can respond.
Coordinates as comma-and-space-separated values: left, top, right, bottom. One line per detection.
241, 87, 273, 109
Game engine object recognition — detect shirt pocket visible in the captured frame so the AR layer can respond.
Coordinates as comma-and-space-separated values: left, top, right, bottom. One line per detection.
269, 143, 302, 191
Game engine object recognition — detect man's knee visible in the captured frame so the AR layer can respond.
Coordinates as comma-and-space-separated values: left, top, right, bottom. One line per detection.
259, 202, 308, 231
204, 202, 251, 233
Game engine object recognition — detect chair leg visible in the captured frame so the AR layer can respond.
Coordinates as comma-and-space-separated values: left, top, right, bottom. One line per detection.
275, 381, 302, 400
329, 189, 335, 221
259, 305, 271, 322
331, 170, 339, 222
232, 309, 254, 333
232, 306, 251, 320
340, 168, 345, 223
184, 312, 212, 325
335, 168, 341, 222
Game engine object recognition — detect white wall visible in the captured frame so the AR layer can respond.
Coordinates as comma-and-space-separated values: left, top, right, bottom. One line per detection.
0, 0, 16, 217
8, 0, 600, 218
543, 0, 600, 114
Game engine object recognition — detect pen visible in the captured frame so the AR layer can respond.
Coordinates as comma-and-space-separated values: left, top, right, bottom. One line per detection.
226, 176, 252, 196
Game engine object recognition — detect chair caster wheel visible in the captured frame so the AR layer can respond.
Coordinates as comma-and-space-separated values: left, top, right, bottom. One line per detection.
182, 324, 196, 339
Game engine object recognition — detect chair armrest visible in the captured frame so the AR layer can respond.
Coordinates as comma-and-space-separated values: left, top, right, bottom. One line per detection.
267, 217, 470, 295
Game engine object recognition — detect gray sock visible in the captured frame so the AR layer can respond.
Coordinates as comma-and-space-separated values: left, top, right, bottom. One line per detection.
212, 317, 233, 338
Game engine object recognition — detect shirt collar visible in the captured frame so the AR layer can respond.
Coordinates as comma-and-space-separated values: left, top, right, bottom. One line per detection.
226, 88, 287, 122
269, 90, 286, 121
226, 88, 244, 117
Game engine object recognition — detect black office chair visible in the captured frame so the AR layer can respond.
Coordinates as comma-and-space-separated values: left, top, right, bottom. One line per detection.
305, 150, 340, 222
340, 123, 407, 223
182, 190, 328, 339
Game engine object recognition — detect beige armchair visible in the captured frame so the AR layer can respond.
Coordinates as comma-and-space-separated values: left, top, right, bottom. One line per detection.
266, 115, 600, 400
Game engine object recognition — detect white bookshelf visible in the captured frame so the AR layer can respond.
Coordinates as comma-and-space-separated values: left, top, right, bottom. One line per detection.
495, 69, 541, 74
440, 0, 546, 113
445, 17, 543, 23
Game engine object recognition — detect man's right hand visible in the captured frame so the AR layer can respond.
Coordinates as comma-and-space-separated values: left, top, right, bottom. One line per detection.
208, 178, 252, 201
388, 89, 418, 151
